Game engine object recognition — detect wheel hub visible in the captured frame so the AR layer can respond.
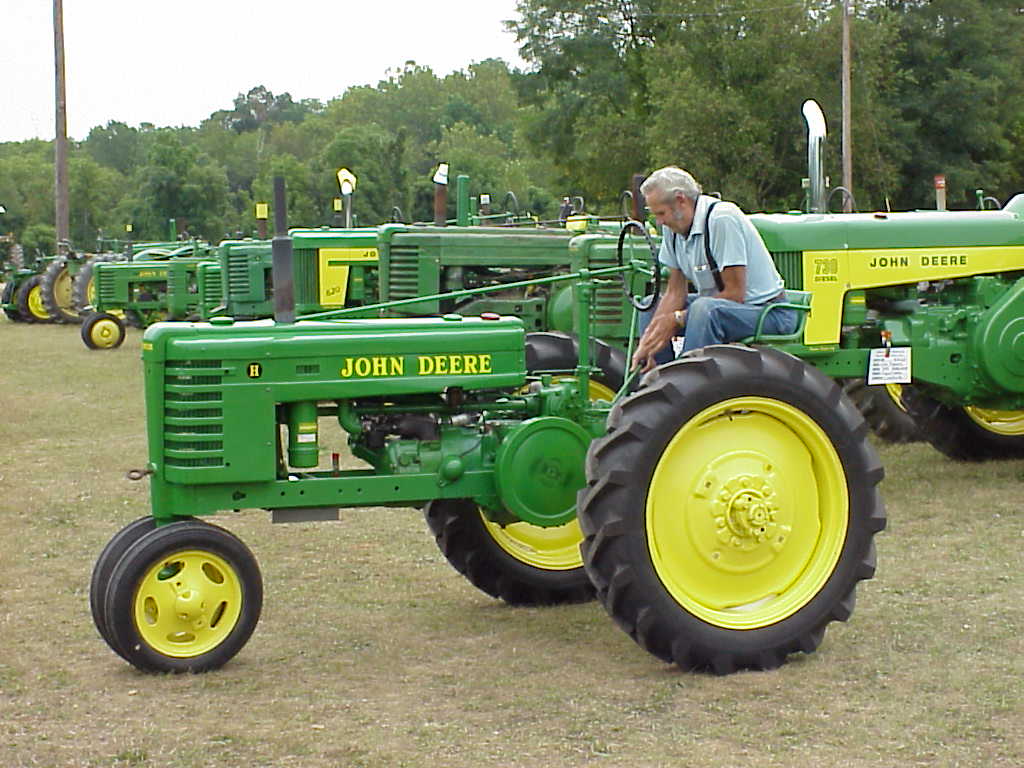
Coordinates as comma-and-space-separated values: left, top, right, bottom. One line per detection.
716, 475, 780, 550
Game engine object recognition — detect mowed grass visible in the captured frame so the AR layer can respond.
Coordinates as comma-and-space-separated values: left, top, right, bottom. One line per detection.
1, 318, 1022, 768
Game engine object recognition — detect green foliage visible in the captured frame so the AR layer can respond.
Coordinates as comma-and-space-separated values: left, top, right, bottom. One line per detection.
3, 5, 1024, 248
22, 223, 56, 259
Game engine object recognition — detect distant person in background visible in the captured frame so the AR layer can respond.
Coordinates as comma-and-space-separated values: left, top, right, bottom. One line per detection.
632, 166, 797, 372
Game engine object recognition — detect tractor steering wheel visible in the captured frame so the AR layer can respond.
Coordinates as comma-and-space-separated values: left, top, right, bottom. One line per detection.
616, 220, 661, 311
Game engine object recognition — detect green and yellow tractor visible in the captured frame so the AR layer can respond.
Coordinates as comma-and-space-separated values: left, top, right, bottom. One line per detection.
90, 180, 887, 676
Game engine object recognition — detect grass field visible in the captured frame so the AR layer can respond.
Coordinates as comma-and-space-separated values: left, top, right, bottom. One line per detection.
1, 320, 1022, 768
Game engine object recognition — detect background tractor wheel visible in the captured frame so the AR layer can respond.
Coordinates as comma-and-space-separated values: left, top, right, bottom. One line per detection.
902, 389, 1024, 461
40, 257, 81, 323
15, 275, 52, 323
102, 519, 262, 673
81, 311, 126, 350
578, 345, 886, 673
70, 254, 117, 316
421, 332, 624, 605
842, 379, 921, 443
2, 281, 23, 321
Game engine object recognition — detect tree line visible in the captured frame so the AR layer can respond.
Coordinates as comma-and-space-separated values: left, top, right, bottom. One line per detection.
2, 0, 1022, 255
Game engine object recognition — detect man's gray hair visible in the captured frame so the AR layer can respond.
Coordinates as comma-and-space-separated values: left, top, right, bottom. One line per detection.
640, 166, 703, 203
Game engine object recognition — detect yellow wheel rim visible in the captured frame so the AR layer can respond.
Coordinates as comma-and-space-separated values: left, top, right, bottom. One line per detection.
88, 317, 122, 348
483, 517, 584, 570
646, 396, 848, 629
133, 549, 243, 658
964, 407, 1024, 436
53, 268, 73, 311
27, 285, 48, 320
884, 383, 908, 413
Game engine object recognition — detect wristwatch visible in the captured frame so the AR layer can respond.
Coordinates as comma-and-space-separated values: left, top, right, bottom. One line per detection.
673, 309, 686, 327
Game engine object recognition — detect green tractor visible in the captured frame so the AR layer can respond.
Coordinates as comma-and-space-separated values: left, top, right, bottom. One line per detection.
77, 241, 216, 349
90, 180, 886, 675
1, 244, 55, 324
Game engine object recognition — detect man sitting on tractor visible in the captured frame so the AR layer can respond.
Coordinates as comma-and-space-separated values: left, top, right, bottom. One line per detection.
632, 166, 798, 372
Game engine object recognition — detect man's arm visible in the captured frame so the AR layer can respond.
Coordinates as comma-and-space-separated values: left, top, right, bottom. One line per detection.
717, 265, 747, 303
631, 268, 687, 372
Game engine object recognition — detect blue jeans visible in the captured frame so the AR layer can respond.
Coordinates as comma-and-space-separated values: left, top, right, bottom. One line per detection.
638, 293, 799, 364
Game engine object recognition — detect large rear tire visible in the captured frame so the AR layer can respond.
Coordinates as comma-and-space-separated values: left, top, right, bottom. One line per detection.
2, 281, 22, 321
71, 253, 119, 315
422, 332, 623, 605
15, 275, 52, 323
40, 257, 81, 324
578, 345, 886, 673
842, 380, 920, 443
902, 389, 1024, 461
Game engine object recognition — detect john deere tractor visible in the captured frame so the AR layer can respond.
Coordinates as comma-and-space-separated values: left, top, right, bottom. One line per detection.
89, 181, 886, 676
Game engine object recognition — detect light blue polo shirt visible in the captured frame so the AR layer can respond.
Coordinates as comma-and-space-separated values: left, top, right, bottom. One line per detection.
657, 195, 784, 305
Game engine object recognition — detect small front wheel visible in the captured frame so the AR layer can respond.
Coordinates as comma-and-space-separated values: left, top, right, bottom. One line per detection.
102, 520, 263, 673
81, 311, 126, 349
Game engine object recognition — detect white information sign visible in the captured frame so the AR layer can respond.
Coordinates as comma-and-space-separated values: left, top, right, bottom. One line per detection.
867, 347, 911, 385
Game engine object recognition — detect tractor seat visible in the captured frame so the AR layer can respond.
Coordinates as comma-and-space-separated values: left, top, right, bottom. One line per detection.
741, 289, 812, 344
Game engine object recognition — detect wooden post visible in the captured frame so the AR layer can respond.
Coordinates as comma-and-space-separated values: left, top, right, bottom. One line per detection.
841, 0, 853, 213
53, 0, 70, 251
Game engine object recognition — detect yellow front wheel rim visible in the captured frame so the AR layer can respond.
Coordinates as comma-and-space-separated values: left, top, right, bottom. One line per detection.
964, 407, 1024, 436
27, 285, 48, 320
133, 549, 243, 658
647, 396, 848, 629
89, 318, 121, 348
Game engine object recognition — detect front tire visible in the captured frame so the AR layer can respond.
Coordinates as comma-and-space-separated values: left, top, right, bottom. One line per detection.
578, 345, 886, 673
103, 519, 262, 673
81, 311, 126, 349
90, 516, 159, 660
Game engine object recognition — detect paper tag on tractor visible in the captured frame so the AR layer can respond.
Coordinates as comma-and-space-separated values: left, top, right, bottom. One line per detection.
867, 347, 911, 385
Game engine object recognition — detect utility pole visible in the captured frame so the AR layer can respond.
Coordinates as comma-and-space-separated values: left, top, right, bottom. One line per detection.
841, 0, 853, 212
53, 0, 70, 252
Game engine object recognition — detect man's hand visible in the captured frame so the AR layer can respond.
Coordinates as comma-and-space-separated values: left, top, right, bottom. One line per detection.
631, 311, 679, 373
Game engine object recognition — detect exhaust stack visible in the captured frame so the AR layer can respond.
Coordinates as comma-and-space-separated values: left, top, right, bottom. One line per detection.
271, 176, 295, 323
802, 100, 827, 213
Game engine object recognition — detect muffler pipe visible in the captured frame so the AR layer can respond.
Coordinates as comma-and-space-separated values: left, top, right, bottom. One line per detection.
802, 100, 827, 214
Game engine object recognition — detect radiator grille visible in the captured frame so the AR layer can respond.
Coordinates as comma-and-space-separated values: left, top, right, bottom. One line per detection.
163, 359, 225, 469
226, 253, 254, 297
771, 251, 804, 290
293, 248, 318, 305
386, 245, 422, 300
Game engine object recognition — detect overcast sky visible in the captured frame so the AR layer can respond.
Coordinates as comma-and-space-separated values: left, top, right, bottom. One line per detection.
0, 0, 527, 143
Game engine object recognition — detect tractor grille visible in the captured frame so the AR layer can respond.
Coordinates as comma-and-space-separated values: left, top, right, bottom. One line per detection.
95, 269, 118, 304
226, 253, 254, 298
199, 265, 223, 307
293, 247, 318, 305
771, 251, 804, 290
386, 245, 422, 300
163, 360, 225, 469
586, 247, 625, 328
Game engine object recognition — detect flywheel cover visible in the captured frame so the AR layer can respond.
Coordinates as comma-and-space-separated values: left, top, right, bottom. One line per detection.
495, 417, 590, 528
